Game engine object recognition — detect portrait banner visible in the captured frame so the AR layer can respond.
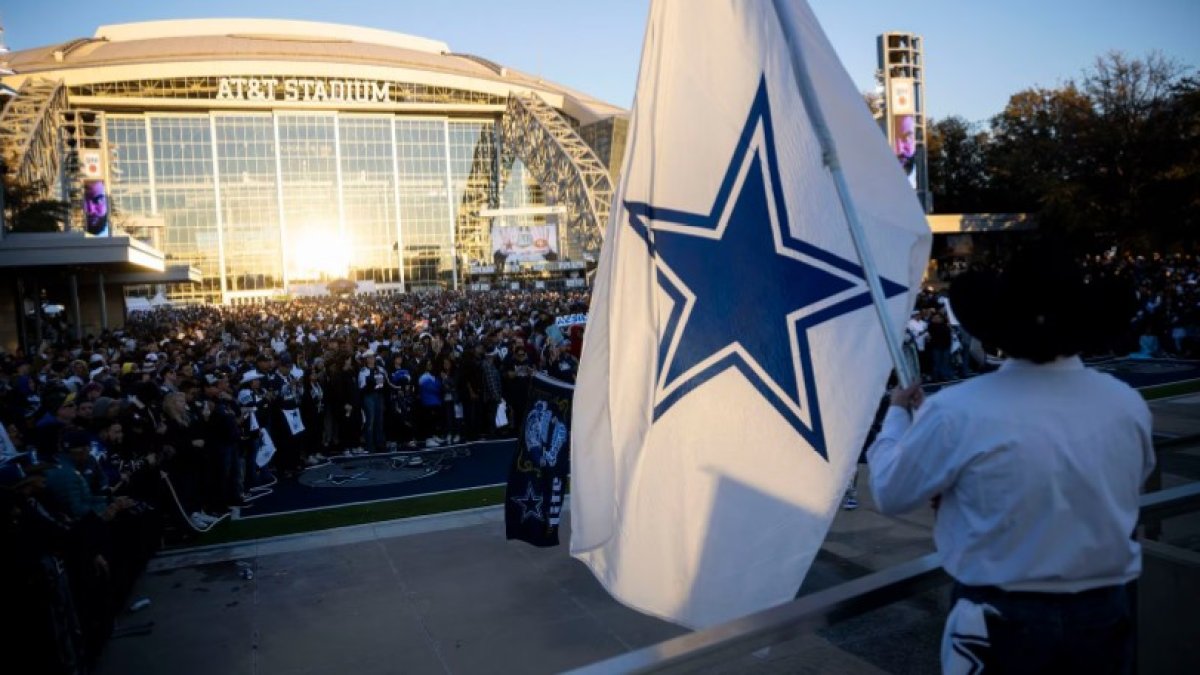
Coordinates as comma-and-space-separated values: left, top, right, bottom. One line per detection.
83, 180, 111, 237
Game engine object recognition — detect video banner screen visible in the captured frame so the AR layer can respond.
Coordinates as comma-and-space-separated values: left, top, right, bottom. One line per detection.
83, 180, 111, 237
893, 115, 917, 188
890, 77, 918, 189
491, 224, 559, 264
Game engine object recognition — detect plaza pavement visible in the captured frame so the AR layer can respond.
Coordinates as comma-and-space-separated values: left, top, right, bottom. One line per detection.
94, 393, 1200, 675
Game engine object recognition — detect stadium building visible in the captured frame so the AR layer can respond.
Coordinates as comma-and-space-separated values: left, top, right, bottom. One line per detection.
0, 19, 625, 304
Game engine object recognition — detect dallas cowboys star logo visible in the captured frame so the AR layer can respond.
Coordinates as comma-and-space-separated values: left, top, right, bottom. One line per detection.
625, 77, 906, 459
511, 481, 545, 523
949, 632, 991, 674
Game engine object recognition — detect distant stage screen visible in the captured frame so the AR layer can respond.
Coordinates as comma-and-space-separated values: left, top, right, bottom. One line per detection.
893, 114, 918, 188
491, 224, 559, 263
83, 180, 111, 237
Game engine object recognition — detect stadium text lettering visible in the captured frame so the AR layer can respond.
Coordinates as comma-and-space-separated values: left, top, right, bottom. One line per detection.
215, 78, 392, 103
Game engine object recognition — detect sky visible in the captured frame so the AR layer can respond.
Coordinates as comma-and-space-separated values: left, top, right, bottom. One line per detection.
1, 0, 1197, 125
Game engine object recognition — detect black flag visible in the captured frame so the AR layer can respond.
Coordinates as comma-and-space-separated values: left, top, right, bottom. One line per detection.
505, 373, 573, 547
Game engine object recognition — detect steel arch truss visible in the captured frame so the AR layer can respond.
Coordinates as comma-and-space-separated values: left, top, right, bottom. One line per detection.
0, 78, 67, 196
500, 92, 613, 261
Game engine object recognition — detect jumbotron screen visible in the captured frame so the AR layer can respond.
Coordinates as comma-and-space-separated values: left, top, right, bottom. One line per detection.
491, 224, 559, 264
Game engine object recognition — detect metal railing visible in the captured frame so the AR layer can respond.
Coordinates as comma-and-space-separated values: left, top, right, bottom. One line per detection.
569, 479, 1200, 674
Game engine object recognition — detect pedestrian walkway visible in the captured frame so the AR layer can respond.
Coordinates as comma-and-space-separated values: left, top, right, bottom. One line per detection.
103, 503, 925, 674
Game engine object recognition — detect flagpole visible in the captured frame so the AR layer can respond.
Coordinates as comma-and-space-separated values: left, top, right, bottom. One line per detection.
771, 0, 917, 388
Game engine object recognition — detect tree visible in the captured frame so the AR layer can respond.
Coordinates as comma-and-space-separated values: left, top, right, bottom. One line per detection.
2, 175, 70, 233
986, 84, 1097, 234
1085, 51, 1183, 132
975, 52, 1198, 250
861, 90, 884, 120
926, 116, 992, 213
1081, 52, 1192, 248
1136, 75, 1200, 248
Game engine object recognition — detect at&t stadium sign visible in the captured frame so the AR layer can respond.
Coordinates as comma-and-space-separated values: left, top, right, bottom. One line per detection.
216, 77, 393, 103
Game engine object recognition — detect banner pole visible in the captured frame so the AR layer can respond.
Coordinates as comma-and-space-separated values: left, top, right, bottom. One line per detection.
771, 0, 917, 388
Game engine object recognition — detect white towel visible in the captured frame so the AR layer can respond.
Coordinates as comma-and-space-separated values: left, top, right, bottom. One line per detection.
941, 597, 998, 674
255, 430, 277, 468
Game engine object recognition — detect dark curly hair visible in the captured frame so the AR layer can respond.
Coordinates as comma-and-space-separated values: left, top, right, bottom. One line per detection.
950, 243, 1136, 364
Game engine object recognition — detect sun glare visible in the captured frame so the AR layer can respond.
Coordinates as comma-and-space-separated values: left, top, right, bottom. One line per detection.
291, 230, 351, 280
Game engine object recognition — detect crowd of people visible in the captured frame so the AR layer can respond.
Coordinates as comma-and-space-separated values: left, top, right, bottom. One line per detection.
903, 248, 1200, 384
904, 288, 980, 383
1081, 250, 1200, 359
0, 289, 587, 672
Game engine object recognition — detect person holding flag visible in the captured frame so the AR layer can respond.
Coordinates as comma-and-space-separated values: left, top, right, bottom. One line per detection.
869, 247, 1153, 673
570, 0, 930, 630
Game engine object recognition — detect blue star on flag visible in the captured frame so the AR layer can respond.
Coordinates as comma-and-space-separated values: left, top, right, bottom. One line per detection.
625, 77, 906, 460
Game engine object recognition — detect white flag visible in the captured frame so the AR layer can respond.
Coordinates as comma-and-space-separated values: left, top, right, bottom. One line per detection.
570, 0, 931, 629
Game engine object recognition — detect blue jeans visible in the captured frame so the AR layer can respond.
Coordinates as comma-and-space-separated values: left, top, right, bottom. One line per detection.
362, 393, 385, 453
952, 582, 1134, 674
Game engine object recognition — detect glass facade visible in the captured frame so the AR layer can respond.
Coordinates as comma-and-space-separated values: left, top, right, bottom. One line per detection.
276, 114, 340, 285
214, 115, 283, 295
494, 158, 553, 255
105, 118, 153, 218
394, 119, 452, 289
150, 116, 222, 302
340, 116, 400, 286
448, 121, 497, 268
105, 113, 539, 301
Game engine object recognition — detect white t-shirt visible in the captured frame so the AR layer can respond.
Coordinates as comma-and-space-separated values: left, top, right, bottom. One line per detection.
906, 318, 929, 350
869, 356, 1154, 592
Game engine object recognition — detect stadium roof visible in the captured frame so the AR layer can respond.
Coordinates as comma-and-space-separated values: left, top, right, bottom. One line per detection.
1, 19, 625, 123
